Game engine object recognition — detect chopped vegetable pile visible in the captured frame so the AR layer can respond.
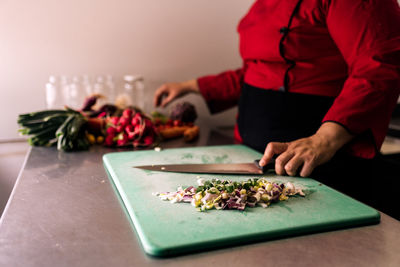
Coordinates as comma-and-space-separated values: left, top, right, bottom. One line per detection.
154, 178, 305, 212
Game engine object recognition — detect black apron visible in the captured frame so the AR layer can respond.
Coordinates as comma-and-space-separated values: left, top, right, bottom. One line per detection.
237, 83, 335, 152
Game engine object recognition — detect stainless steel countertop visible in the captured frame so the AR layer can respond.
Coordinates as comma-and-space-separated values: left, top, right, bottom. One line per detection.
1, 127, 400, 267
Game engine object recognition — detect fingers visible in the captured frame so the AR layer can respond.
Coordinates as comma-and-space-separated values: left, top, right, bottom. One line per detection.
261, 141, 319, 177
299, 159, 316, 177
153, 85, 167, 107
277, 151, 319, 177
281, 155, 303, 176
259, 142, 288, 166
260, 134, 337, 177
154, 82, 188, 108
275, 153, 313, 176
159, 92, 177, 108
275, 152, 294, 175
153, 85, 176, 108
261, 142, 305, 176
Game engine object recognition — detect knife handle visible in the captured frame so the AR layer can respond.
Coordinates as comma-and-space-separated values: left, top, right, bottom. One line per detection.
254, 159, 275, 173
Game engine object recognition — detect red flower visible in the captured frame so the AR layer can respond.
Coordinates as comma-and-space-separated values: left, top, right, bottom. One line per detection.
125, 125, 136, 140
106, 127, 117, 136
122, 108, 133, 119
117, 133, 129, 146
118, 116, 130, 127
109, 116, 119, 126
127, 131, 137, 140
105, 135, 115, 146
144, 119, 153, 129
125, 124, 134, 134
116, 125, 124, 133
143, 135, 154, 146
134, 124, 143, 135
131, 113, 142, 126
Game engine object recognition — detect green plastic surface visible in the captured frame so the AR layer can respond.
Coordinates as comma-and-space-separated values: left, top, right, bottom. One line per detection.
103, 145, 380, 257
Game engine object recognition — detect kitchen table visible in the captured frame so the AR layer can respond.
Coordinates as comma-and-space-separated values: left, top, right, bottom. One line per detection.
1, 126, 400, 267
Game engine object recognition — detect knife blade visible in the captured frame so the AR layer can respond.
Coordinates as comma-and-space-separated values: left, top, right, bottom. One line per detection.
134, 159, 275, 175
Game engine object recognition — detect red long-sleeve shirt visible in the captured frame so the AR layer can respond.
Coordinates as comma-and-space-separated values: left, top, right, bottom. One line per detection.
198, 0, 400, 158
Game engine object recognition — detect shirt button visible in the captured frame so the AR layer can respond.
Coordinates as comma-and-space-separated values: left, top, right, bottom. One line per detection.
279, 86, 286, 92
280, 27, 289, 35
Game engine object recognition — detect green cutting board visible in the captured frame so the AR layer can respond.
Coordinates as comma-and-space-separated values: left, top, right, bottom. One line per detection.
103, 145, 380, 257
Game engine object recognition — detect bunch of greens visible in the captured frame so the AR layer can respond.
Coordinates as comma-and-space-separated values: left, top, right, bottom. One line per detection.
18, 109, 90, 151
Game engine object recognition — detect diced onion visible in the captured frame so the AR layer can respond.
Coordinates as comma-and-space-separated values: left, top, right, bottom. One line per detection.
154, 178, 305, 212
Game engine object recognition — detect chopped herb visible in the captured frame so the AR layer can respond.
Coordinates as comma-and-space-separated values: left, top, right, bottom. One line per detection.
154, 178, 305, 212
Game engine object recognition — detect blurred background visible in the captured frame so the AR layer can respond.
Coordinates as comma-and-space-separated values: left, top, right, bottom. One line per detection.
0, 0, 253, 215
0, 0, 253, 141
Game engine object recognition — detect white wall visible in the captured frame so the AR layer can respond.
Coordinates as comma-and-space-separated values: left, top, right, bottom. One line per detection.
0, 0, 253, 140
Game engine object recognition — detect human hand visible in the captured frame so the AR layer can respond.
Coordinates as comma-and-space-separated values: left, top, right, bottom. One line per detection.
259, 122, 353, 177
153, 79, 199, 108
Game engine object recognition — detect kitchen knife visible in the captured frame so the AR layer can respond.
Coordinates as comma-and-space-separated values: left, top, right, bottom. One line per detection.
134, 159, 275, 175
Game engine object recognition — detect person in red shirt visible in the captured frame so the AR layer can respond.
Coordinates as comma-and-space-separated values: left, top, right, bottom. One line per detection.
154, 0, 400, 218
